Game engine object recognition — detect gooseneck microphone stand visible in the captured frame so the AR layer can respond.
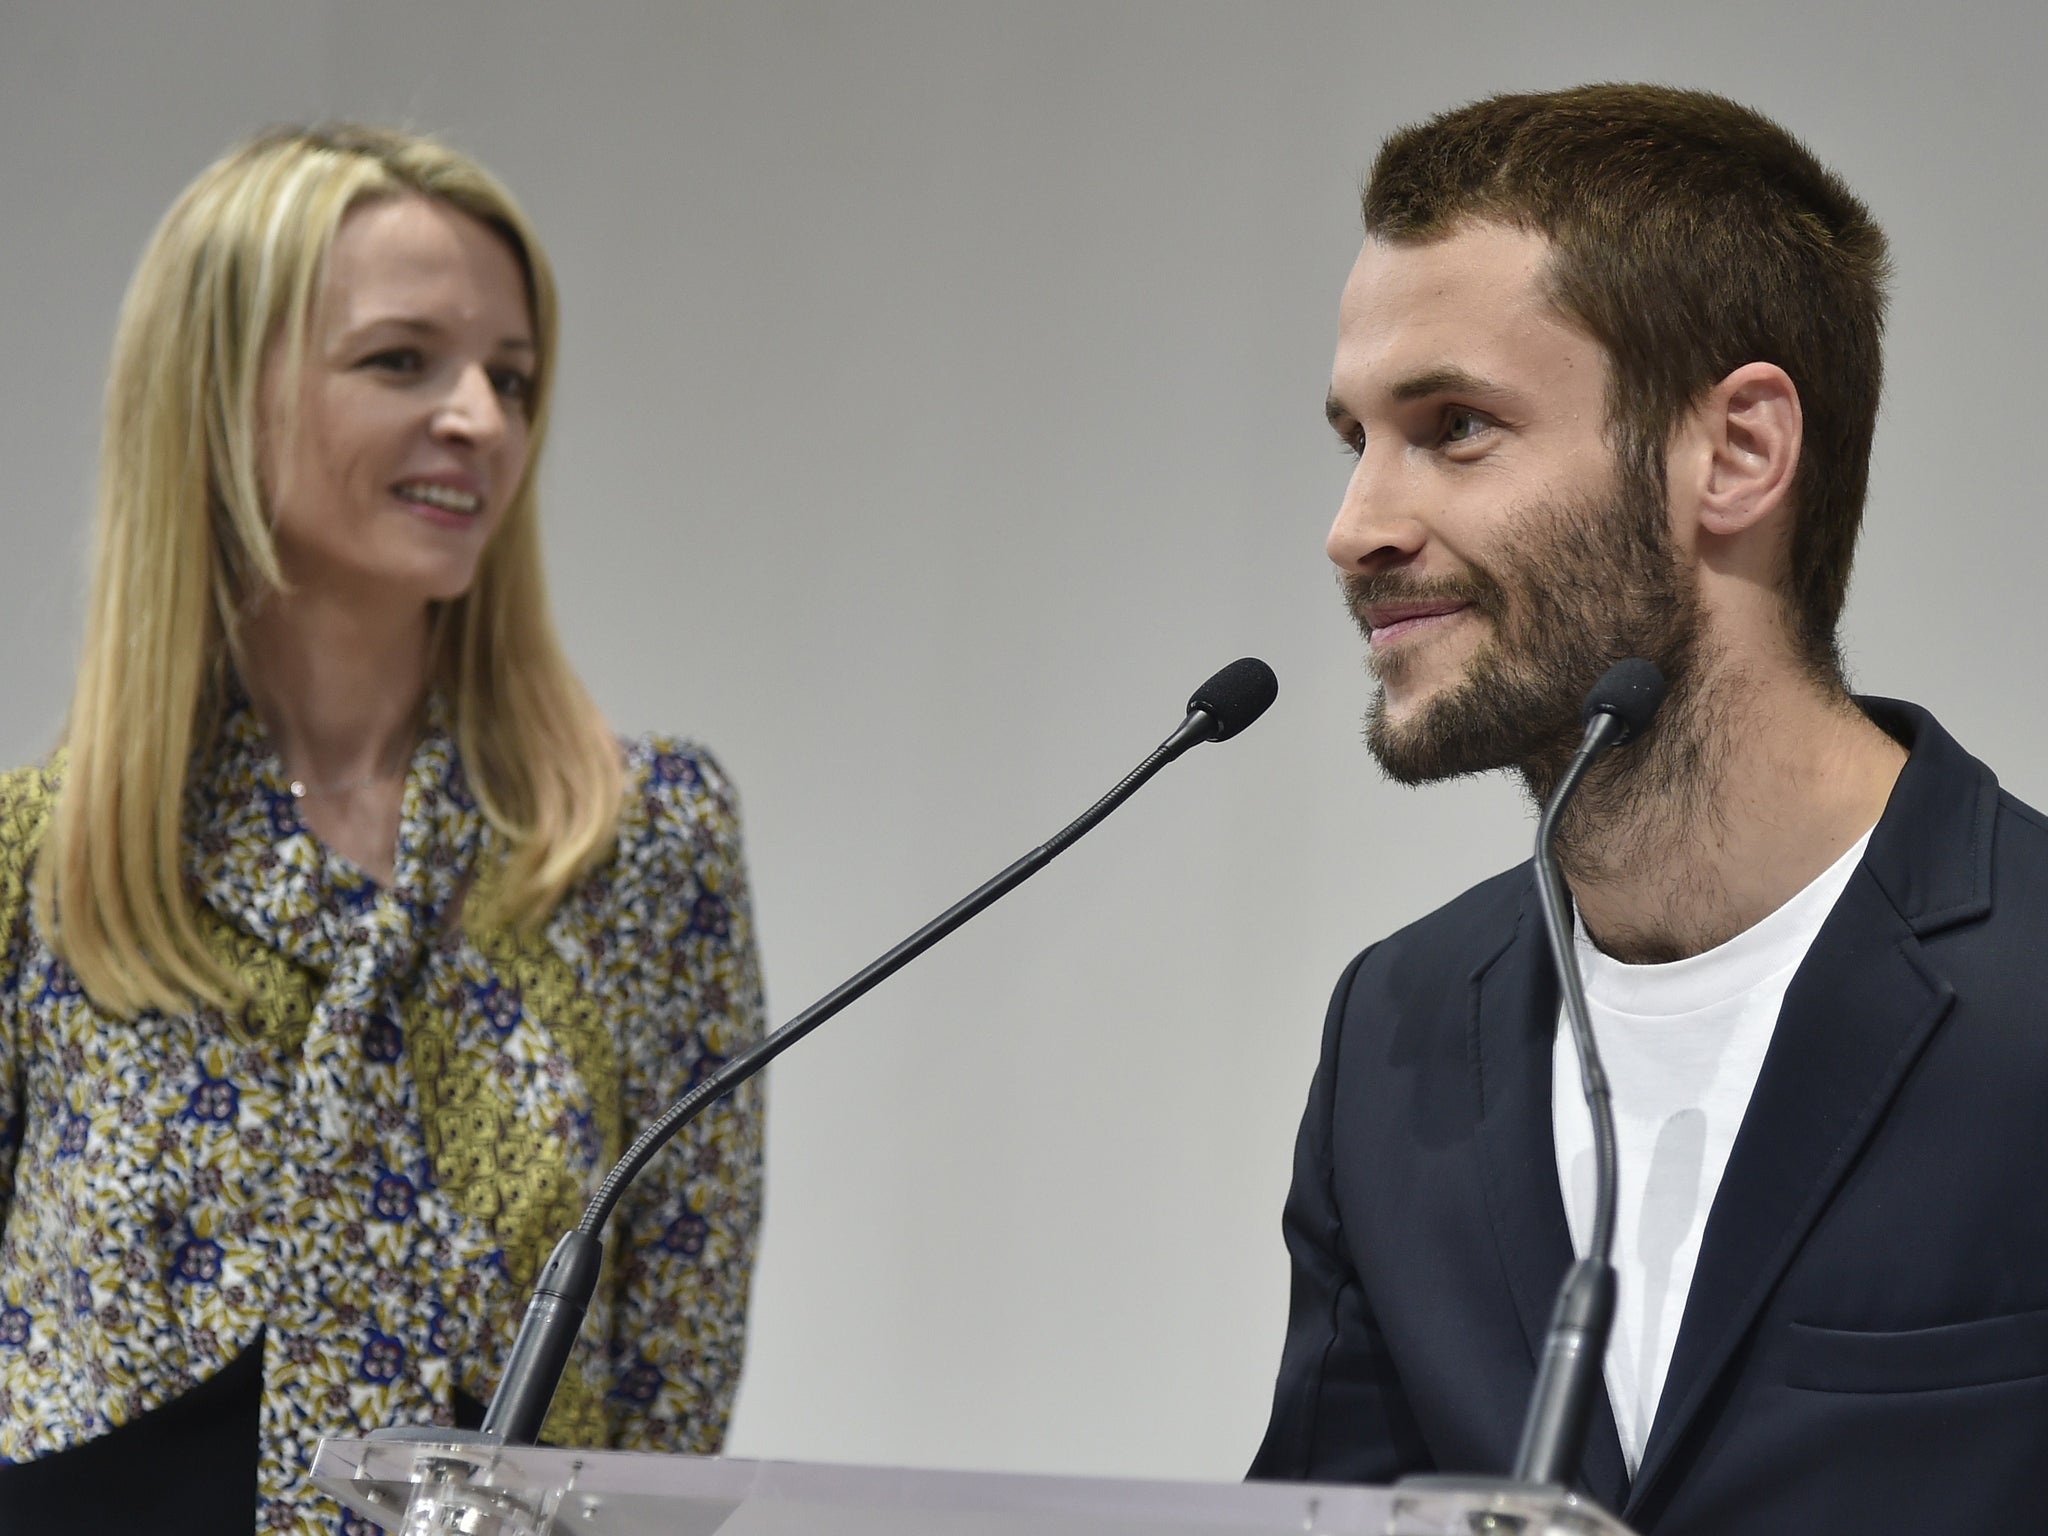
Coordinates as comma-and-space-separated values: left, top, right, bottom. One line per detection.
479, 658, 1279, 1445
1512, 657, 1665, 1486
1392, 659, 1666, 1536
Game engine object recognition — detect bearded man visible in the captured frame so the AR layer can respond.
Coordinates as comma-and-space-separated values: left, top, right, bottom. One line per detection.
1250, 85, 2048, 1533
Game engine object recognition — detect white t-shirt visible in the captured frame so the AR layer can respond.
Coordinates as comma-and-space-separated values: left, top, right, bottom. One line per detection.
1551, 829, 1872, 1475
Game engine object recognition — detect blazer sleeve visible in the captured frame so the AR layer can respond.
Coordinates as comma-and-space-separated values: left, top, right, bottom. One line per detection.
1248, 945, 1434, 1484
601, 740, 767, 1451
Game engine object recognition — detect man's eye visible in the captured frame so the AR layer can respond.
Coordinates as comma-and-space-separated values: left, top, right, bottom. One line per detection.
1442, 408, 1488, 444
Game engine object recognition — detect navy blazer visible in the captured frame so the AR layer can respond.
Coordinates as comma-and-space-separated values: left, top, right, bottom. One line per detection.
1250, 700, 2048, 1532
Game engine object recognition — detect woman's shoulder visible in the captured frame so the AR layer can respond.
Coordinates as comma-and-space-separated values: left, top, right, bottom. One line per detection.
0, 758, 59, 812
0, 759, 60, 943
609, 734, 746, 878
0, 760, 60, 866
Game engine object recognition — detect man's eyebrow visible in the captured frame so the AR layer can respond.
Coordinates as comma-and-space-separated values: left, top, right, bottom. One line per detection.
1388, 365, 1511, 403
1324, 391, 1351, 429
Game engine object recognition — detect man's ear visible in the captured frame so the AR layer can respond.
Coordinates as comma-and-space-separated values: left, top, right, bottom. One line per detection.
1687, 361, 1802, 538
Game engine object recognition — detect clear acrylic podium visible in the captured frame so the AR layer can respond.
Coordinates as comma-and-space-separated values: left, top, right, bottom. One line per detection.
311, 1433, 1639, 1536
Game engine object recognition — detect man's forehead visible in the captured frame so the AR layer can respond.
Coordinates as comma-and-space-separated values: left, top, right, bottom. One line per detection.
1330, 223, 1599, 408
1341, 221, 1554, 310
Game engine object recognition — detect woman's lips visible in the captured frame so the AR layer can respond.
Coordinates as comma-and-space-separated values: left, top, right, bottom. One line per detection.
392, 481, 485, 530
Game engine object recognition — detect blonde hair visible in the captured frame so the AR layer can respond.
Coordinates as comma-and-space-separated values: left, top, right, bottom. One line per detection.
38, 123, 624, 1016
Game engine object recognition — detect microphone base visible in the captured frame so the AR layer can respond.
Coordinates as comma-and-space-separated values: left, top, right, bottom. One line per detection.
358, 1426, 546, 1536
1389, 1475, 1637, 1535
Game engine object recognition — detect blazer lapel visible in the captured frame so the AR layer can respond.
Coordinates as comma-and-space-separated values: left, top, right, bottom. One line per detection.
1626, 698, 1995, 1518
1470, 886, 1631, 1510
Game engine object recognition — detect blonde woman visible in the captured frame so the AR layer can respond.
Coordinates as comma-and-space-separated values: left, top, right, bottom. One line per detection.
0, 126, 765, 1534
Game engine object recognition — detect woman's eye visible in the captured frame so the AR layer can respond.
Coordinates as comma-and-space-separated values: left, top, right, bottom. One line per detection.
489, 367, 535, 408
363, 347, 423, 374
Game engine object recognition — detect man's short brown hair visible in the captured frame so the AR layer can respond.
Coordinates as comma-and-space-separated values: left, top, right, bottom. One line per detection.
1364, 84, 1890, 680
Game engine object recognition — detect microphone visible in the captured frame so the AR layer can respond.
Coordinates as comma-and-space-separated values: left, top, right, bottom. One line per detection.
1576, 658, 1664, 750
1186, 657, 1280, 741
1511, 658, 1667, 1488
480, 659, 1279, 1444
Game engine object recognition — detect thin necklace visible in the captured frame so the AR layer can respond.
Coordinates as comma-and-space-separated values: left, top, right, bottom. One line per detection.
288, 765, 404, 800
276, 699, 426, 801
287, 742, 414, 800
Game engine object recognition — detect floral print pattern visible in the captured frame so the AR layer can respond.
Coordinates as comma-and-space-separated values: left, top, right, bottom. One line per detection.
0, 701, 765, 1533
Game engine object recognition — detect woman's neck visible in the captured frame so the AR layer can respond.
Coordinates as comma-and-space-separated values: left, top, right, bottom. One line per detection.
238, 590, 434, 787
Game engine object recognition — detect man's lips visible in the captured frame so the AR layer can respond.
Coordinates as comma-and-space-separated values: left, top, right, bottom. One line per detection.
1365, 600, 1473, 644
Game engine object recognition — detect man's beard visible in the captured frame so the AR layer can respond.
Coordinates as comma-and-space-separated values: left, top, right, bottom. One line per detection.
1348, 460, 1703, 803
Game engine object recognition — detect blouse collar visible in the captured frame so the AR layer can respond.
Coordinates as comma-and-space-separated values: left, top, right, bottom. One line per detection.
186, 692, 481, 971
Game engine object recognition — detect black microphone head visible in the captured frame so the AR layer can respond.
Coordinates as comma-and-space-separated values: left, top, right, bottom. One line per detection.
1582, 658, 1666, 745
1188, 657, 1278, 741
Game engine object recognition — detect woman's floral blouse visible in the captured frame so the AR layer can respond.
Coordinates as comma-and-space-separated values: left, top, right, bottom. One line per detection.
0, 699, 765, 1532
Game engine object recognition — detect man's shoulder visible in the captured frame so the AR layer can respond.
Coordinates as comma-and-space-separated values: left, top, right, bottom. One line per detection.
1981, 783, 2048, 918
1336, 862, 1533, 1007
1995, 784, 2048, 845
1865, 696, 2048, 923
1382, 861, 1533, 953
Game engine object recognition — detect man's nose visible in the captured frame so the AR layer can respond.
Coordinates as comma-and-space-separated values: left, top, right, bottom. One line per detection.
1326, 449, 1426, 576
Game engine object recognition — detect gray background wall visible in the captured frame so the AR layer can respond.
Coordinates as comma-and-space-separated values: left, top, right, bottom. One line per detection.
2, 0, 2040, 1483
